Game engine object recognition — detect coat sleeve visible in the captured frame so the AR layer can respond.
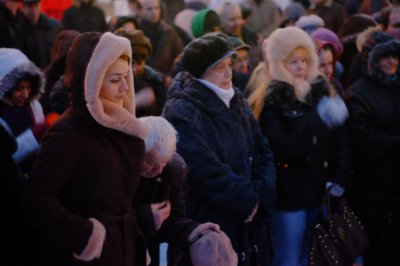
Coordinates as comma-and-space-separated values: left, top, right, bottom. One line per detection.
163, 102, 259, 223
246, 104, 276, 216
329, 125, 352, 188
346, 93, 400, 159
23, 125, 95, 255
157, 153, 199, 246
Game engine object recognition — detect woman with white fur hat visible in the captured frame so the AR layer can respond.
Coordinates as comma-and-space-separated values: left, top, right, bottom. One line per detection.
24, 32, 148, 265
258, 27, 352, 266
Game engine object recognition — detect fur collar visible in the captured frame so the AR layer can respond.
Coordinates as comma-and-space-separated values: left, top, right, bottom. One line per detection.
266, 75, 331, 107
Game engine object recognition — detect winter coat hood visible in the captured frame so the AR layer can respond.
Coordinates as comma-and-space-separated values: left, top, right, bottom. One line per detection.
65, 32, 148, 140
265, 27, 319, 101
368, 40, 400, 86
0, 48, 44, 103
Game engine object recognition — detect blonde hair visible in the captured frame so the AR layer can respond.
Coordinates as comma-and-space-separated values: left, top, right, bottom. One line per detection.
247, 62, 271, 120
139, 116, 177, 161
247, 39, 272, 120
284, 46, 310, 65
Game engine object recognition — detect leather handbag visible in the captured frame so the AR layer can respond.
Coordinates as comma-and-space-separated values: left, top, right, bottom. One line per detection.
309, 191, 369, 266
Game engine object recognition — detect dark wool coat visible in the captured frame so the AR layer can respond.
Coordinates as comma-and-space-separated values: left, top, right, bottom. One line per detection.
140, 20, 183, 75
24, 105, 146, 266
346, 41, 400, 247
259, 76, 352, 210
62, 4, 106, 33
0, 122, 25, 265
308, 1, 347, 34
21, 13, 60, 69
0, 4, 25, 50
162, 72, 276, 265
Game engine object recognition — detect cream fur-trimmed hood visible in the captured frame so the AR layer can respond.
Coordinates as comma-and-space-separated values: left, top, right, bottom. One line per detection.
84, 32, 148, 140
266, 27, 320, 101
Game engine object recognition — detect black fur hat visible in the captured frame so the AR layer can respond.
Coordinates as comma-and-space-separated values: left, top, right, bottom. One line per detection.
181, 33, 236, 78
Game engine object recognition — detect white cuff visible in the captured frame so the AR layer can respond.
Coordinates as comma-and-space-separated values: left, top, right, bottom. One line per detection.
73, 218, 106, 261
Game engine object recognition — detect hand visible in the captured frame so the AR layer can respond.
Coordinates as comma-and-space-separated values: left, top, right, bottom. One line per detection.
135, 87, 156, 108
245, 202, 259, 223
317, 95, 349, 128
150, 201, 171, 230
187, 222, 221, 242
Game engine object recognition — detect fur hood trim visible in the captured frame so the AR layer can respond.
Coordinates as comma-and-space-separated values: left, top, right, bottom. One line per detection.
368, 40, 400, 86
265, 27, 319, 101
85, 32, 148, 140
356, 26, 382, 52
0, 48, 45, 102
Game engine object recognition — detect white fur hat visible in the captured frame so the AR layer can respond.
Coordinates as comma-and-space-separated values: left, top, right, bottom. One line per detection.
266, 27, 320, 100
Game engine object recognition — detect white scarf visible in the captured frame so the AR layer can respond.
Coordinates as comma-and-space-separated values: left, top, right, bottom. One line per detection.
197, 79, 235, 108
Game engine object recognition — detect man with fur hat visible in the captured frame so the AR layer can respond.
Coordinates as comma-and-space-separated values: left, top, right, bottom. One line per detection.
163, 32, 276, 265
24, 32, 148, 265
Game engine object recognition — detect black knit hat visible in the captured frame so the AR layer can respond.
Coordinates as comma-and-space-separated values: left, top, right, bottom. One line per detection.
182, 33, 236, 78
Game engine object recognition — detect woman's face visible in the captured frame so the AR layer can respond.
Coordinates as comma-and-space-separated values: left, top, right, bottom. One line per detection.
100, 58, 130, 106
379, 55, 399, 76
318, 48, 334, 79
284, 50, 308, 80
201, 56, 233, 90
10, 80, 31, 107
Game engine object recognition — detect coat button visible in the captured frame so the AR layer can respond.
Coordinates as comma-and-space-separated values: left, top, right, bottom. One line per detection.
323, 161, 328, 168
292, 110, 297, 115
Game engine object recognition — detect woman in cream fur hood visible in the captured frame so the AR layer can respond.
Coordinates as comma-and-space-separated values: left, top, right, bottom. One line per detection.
259, 27, 351, 266
266, 26, 321, 101
24, 32, 149, 265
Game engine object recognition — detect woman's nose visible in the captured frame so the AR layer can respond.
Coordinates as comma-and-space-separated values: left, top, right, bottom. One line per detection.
120, 79, 129, 91
21, 88, 30, 98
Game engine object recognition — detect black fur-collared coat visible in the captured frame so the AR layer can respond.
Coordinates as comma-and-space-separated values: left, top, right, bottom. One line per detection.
346, 40, 400, 261
259, 76, 352, 211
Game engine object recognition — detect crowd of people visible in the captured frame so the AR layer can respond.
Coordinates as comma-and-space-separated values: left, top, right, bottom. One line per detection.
1, 0, 400, 265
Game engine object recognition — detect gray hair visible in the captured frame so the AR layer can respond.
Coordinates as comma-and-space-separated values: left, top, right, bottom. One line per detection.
139, 116, 177, 161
